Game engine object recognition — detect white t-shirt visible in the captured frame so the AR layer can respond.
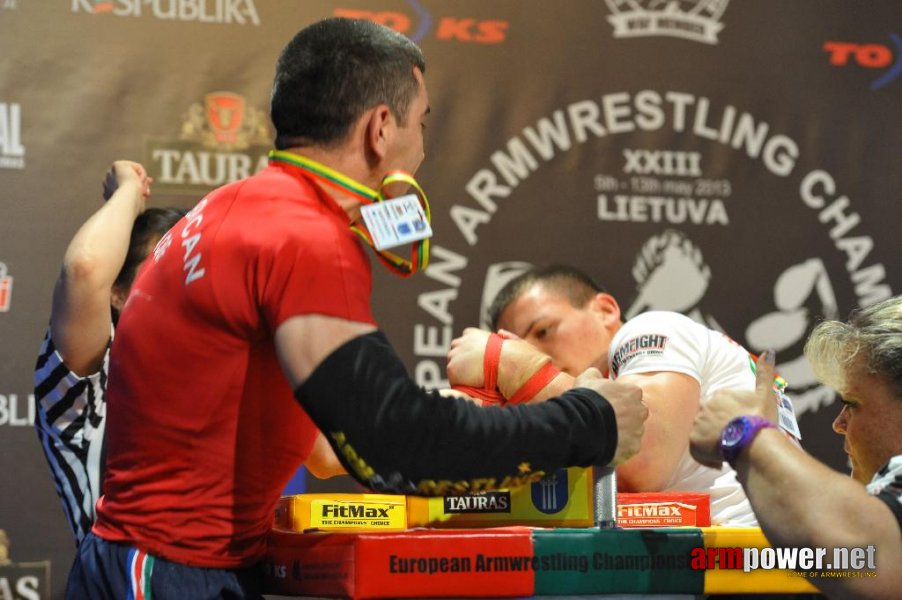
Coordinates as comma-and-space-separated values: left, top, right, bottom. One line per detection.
609, 311, 765, 526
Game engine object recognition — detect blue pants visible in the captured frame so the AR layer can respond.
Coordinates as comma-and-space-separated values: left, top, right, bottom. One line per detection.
66, 532, 263, 599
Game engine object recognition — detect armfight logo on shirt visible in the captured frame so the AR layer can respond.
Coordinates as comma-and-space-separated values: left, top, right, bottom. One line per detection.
610, 334, 669, 377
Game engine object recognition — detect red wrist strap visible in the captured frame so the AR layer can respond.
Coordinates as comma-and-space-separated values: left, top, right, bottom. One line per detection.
507, 362, 561, 405
451, 334, 559, 406
482, 333, 502, 391
452, 333, 505, 406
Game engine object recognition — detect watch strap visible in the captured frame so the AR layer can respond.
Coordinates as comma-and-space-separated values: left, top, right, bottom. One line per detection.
720, 415, 778, 467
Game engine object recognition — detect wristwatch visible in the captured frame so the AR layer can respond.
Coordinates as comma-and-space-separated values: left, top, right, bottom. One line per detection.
719, 415, 777, 466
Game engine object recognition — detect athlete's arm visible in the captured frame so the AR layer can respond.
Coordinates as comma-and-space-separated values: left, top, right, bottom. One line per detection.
446, 327, 573, 405
614, 370, 700, 492
738, 430, 900, 598
447, 328, 692, 484
304, 432, 347, 479
691, 356, 902, 599
50, 161, 150, 375
275, 314, 628, 494
446, 327, 647, 466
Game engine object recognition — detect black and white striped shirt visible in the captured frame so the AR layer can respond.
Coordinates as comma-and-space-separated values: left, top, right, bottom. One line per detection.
33, 327, 110, 544
868, 455, 902, 534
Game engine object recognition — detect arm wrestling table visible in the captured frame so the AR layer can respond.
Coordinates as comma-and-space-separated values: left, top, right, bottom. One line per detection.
261, 468, 820, 598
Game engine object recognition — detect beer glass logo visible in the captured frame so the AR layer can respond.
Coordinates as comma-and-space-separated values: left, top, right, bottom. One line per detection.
531, 468, 568, 514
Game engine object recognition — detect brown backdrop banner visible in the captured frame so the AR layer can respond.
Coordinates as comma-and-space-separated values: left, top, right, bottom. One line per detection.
2, 2, 900, 596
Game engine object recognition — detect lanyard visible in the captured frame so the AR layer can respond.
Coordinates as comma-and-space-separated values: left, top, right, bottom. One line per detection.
269, 150, 431, 277
747, 353, 788, 391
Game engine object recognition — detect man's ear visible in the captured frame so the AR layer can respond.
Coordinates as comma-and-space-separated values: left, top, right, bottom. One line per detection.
364, 104, 393, 163
591, 292, 622, 329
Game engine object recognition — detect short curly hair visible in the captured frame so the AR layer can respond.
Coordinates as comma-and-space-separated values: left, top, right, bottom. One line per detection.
804, 296, 902, 399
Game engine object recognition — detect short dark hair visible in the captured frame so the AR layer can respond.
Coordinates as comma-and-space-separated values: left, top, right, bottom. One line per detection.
488, 265, 606, 331
271, 17, 426, 149
113, 207, 186, 292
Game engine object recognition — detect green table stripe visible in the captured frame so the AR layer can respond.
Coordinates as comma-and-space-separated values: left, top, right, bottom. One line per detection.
532, 528, 705, 595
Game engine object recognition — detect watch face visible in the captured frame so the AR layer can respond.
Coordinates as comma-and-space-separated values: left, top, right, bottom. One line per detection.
720, 416, 776, 465
722, 419, 747, 447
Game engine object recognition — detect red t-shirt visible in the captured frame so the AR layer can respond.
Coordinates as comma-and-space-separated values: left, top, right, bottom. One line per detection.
94, 161, 376, 567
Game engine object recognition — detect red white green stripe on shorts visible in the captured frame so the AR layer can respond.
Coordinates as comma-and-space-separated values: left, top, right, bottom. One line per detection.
127, 547, 154, 600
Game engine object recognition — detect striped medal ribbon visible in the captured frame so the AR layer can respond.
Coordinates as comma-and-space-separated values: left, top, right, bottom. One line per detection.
269, 150, 431, 277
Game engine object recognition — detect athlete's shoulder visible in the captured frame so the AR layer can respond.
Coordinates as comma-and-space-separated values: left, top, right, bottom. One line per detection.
618, 311, 700, 337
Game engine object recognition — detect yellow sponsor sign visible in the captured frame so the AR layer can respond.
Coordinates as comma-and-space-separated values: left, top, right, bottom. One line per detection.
275, 494, 408, 532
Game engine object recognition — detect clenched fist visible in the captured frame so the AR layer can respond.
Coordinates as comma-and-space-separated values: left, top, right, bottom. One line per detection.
447, 327, 553, 398
690, 350, 778, 468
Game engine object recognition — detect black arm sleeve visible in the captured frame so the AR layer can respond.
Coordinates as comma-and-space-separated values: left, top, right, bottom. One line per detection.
294, 331, 618, 495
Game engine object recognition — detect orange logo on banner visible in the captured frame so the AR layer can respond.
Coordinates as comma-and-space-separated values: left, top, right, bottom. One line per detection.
179, 91, 270, 151
0, 262, 12, 312
823, 38, 902, 90
145, 91, 271, 194
205, 92, 246, 145
334, 7, 508, 44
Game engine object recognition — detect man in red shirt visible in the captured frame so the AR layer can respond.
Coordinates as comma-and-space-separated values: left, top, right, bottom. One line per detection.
66, 17, 647, 599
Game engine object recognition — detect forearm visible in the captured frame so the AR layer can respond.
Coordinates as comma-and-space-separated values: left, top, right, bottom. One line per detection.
614, 371, 698, 491
50, 180, 144, 372
738, 428, 892, 548
738, 430, 902, 598
61, 180, 144, 290
527, 372, 574, 404
295, 331, 618, 495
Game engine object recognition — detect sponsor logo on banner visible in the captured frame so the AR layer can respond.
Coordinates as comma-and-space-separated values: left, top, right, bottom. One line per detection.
145, 91, 271, 195
71, 0, 260, 25
262, 560, 288, 580
405, 89, 892, 428
443, 491, 511, 513
617, 501, 696, 527
0, 393, 34, 426
605, 0, 730, 45
0, 262, 12, 312
0, 103, 25, 170
310, 499, 404, 529
530, 469, 568, 514
335, 0, 508, 44
0, 561, 50, 600
823, 35, 902, 90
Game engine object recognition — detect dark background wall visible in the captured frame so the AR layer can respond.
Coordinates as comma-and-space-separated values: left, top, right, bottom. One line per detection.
2, 1, 900, 597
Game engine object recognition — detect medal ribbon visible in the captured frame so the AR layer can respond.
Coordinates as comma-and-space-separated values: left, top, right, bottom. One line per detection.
269, 150, 431, 277
748, 353, 789, 390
